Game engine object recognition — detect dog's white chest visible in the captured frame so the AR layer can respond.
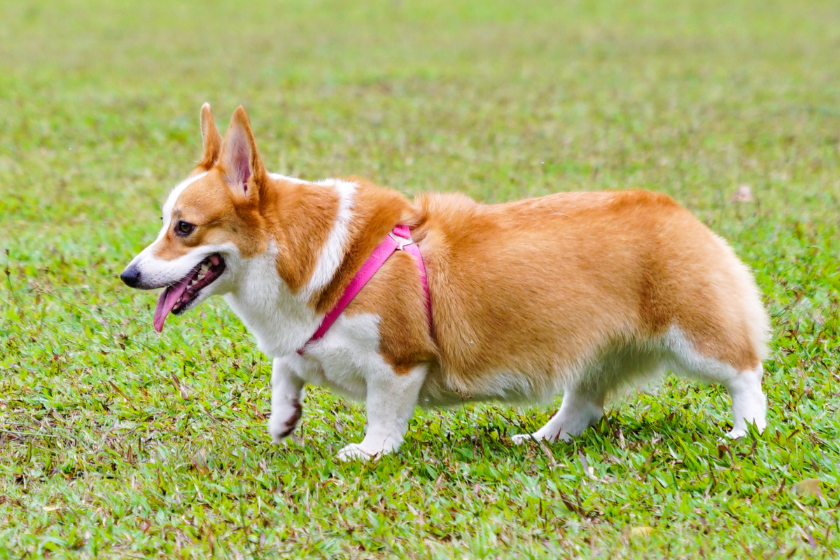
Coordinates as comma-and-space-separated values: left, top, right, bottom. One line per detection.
221, 248, 319, 357
294, 313, 389, 400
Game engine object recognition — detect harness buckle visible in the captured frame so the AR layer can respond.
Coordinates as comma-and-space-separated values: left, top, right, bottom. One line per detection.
388, 232, 413, 250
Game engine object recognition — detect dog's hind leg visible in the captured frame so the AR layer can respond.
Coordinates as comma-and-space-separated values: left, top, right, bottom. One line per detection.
512, 385, 605, 444
665, 327, 766, 438
337, 363, 428, 461
723, 364, 766, 438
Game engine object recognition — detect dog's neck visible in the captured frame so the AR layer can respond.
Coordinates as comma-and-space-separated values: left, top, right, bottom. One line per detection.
225, 175, 416, 358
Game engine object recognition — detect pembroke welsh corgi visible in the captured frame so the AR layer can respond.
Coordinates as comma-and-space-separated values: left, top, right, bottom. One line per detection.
121, 104, 769, 460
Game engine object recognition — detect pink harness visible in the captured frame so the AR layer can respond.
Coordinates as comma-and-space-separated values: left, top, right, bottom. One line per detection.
297, 225, 430, 355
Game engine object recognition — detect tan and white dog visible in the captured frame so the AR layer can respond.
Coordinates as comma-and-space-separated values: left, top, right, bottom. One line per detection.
121, 104, 770, 460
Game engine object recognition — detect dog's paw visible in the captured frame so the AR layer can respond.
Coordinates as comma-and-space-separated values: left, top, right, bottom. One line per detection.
725, 421, 765, 440
267, 401, 302, 443
337, 438, 401, 461
511, 433, 538, 445
512, 431, 571, 445
337, 443, 380, 461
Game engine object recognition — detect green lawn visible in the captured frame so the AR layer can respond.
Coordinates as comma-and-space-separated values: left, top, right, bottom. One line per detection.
1, 0, 839, 557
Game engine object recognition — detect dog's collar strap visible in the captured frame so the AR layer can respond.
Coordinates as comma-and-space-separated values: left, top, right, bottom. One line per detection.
297, 225, 430, 355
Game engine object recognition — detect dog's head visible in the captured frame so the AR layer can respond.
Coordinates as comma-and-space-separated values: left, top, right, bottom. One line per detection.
121, 104, 271, 332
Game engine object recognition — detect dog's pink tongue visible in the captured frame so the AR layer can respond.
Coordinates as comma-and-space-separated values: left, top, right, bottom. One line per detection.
153, 278, 190, 333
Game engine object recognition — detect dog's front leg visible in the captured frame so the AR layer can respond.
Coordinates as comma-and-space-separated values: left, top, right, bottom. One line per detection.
267, 356, 305, 442
337, 363, 428, 461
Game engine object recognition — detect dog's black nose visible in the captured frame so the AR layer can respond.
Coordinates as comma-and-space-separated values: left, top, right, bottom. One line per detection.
120, 265, 141, 288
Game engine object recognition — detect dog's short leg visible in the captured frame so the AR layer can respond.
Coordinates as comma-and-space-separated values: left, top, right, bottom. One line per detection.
337, 363, 427, 461
267, 356, 305, 443
512, 386, 604, 444
724, 364, 766, 439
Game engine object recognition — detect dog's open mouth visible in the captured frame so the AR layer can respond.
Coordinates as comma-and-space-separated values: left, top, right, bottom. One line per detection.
153, 254, 226, 333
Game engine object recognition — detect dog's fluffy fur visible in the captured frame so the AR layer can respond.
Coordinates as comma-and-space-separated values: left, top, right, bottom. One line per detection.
122, 105, 770, 460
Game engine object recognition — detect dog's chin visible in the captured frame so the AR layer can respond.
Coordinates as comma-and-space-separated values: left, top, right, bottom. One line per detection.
171, 288, 214, 315
170, 270, 231, 313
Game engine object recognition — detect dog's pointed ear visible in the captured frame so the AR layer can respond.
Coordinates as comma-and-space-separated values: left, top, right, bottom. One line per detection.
219, 106, 266, 200
198, 103, 223, 169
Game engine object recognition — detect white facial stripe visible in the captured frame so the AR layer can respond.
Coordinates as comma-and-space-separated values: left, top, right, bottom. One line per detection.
157, 171, 209, 241
224, 242, 320, 357
301, 179, 357, 299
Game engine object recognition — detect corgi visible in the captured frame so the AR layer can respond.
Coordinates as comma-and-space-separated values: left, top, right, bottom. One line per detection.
121, 104, 770, 460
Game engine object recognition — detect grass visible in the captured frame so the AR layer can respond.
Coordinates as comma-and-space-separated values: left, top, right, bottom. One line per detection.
1, 0, 839, 557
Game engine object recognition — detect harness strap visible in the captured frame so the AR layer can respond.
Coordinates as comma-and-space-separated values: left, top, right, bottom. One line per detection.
297, 225, 430, 355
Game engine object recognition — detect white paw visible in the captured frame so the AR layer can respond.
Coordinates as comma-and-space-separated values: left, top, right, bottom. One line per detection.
337, 443, 380, 461
726, 420, 766, 440
336, 438, 401, 461
512, 433, 539, 445
512, 431, 571, 445
267, 401, 302, 443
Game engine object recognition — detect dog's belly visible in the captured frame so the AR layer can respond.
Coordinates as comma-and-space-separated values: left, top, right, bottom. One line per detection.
416, 358, 589, 407
416, 339, 670, 408
417, 367, 544, 407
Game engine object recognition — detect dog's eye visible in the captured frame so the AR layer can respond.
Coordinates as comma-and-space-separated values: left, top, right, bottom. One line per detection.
175, 220, 195, 236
